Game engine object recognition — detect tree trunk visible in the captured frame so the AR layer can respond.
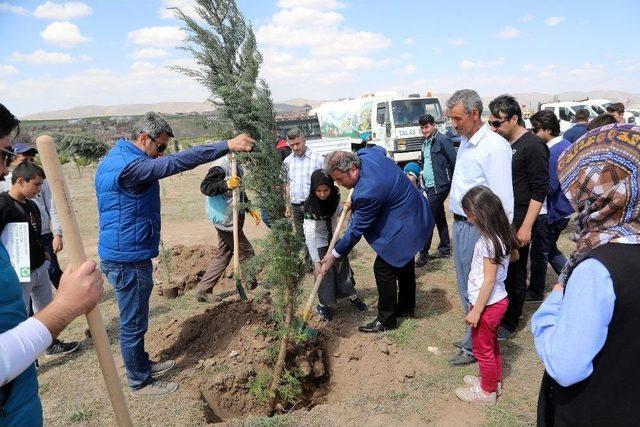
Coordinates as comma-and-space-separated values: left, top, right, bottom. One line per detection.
266, 283, 295, 414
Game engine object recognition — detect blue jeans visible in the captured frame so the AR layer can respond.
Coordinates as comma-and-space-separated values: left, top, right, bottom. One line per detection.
453, 218, 481, 355
101, 259, 154, 389
528, 215, 569, 298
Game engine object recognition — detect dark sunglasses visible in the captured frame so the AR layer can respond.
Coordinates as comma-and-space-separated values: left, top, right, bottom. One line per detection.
148, 135, 168, 153
488, 118, 508, 128
0, 147, 15, 167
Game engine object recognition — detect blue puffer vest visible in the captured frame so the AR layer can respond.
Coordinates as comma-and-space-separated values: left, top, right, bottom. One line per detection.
95, 139, 161, 262
0, 243, 43, 426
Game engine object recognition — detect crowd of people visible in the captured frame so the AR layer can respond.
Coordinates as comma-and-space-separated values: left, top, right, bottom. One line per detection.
0, 87, 638, 424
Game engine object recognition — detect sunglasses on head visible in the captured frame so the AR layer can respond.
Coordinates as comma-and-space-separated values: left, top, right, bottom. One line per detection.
0, 147, 15, 167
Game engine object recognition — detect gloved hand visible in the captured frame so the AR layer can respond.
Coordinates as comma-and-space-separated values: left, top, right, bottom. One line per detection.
226, 175, 241, 190
249, 210, 261, 225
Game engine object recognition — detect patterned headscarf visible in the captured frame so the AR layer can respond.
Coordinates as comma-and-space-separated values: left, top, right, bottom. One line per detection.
558, 123, 640, 282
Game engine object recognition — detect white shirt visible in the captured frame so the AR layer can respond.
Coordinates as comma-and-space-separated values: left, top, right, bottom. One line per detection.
282, 148, 324, 204
449, 123, 514, 222
467, 236, 509, 306
303, 202, 344, 263
539, 136, 565, 216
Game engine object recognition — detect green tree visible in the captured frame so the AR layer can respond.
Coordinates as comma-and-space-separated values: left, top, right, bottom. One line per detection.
173, 0, 306, 414
57, 134, 109, 177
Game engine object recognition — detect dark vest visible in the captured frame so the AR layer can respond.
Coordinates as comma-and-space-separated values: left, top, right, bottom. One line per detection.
545, 243, 640, 426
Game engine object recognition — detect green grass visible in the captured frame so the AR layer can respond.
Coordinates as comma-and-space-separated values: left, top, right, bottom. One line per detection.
387, 318, 419, 347
69, 409, 93, 423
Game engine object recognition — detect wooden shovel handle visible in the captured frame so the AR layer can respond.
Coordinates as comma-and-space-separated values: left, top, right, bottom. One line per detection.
36, 135, 133, 427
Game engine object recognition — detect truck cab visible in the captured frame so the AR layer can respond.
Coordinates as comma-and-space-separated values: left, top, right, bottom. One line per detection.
371, 95, 444, 162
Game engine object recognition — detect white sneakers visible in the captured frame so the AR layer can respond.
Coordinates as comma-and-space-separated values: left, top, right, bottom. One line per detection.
455, 378, 499, 405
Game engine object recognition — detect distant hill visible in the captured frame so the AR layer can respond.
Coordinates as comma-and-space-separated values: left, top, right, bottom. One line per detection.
23, 100, 323, 121
21, 92, 640, 121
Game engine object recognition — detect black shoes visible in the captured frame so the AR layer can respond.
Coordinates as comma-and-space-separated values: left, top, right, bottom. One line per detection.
415, 252, 429, 267
46, 339, 80, 356
358, 319, 396, 333
349, 297, 368, 312
428, 251, 450, 260
448, 350, 477, 366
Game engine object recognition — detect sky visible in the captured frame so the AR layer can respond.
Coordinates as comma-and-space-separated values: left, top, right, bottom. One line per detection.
1, 0, 639, 117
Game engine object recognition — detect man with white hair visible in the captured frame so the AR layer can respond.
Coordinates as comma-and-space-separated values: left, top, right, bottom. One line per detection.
446, 90, 514, 366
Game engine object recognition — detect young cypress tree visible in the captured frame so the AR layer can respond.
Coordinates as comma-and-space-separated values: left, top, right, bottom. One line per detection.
172, 0, 306, 413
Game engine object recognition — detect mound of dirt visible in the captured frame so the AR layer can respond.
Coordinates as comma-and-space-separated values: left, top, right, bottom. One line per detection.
151, 297, 328, 422
154, 244, 221, 294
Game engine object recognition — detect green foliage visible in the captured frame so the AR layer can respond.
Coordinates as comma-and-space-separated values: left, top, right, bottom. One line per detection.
249, 371, 273, 404
250, 416, 291, 427
387, 318, 419, 347
276, 369, 302, 404
57, 133, 109, 164
69, 409, 93, 423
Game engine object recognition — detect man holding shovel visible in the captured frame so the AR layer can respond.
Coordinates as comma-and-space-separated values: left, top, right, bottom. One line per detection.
95, 112, 254, 397
320, 147, 434, 332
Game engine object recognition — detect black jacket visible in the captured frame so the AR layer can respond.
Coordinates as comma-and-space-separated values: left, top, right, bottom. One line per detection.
422, 131, 457, 195
0, 192, 47, 270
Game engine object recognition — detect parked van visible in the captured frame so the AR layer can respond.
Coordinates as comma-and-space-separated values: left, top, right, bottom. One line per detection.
579, 99, 636, 124
538, 102, 598, 133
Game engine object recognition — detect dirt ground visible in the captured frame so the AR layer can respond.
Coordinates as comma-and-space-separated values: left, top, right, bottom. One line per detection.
39, 163, 574, 426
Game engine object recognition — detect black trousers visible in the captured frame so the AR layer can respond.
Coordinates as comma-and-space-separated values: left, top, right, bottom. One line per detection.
502, 243, 530, 331
373, 255, 416, 326
422, 188, 451, 256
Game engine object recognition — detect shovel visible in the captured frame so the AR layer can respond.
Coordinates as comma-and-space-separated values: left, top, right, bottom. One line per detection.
36, 135, 133, 427
299, 188, 354, 337
231, 154, 248, 302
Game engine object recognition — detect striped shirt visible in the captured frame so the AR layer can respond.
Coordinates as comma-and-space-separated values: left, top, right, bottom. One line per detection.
282, 148, 324, 204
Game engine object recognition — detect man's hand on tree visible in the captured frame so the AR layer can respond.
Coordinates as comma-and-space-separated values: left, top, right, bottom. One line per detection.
228, 134, 255, 152
226, 175, 241, 190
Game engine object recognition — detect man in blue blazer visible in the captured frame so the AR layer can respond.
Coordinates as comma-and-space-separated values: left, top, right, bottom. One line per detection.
320, 146, 434, 332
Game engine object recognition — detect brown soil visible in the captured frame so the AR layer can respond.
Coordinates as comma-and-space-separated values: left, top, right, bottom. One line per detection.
154, 244, 223, 294
149, 296, 329, 422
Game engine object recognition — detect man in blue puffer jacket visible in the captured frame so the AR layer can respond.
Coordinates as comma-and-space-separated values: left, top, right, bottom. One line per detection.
95, 112, 254, 397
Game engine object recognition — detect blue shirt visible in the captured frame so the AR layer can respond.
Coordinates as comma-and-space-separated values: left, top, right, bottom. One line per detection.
563, 123, 588, 143
531, 258, 615, 387
421, 134, 435, 188
119, 141, 229, 194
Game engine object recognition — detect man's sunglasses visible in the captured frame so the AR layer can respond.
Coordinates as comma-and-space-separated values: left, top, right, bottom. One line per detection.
0, 147, 15, 167
148, 135, 168, 153
488, 118, 508, 128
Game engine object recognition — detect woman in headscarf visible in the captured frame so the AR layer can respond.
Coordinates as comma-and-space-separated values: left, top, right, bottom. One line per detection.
303, 169, 367, 321
531, 123, 640, 426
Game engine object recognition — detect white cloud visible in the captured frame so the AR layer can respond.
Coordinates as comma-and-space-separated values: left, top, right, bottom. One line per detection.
0, 64, 18, 74
276, 0, 345, 10
494, 26, 521, 39
0, 2, 28, 14
158, 0, 199, 19
127, 26, 186, 48
34, 1, 92, 20
40, 21, 91, 47
404, 37, 414, 45
447, 39, 465, 46
544, 16, 565, 26
3, 63, 207, 116
433, 48, 442, 56
12, 49, 90, 64
623, 62, 640, 73
519, 14, 534, 22
129, 48, 170, 60
459, 57, 505, 70
522, 64, 537, 71
394, 64, 417, 75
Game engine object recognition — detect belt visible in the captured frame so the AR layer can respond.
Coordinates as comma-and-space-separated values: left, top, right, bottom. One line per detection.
453, 213, 467, 222
291, 202, 304, 206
